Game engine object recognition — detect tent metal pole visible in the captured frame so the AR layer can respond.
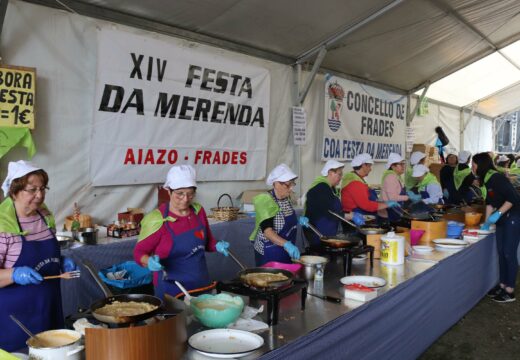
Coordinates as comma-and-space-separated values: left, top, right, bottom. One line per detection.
298, 47, 327, 104
296, 0, 405, 64
0, 0, 8, 41
292, 64, 303, 200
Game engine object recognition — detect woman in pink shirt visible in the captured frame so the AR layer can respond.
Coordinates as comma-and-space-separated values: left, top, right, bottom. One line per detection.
380, 153, 421, 222
0, 160, 76, 351
134, 165, 229, 299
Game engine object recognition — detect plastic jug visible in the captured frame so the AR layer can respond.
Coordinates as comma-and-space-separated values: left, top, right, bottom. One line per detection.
380, 232, 405, 266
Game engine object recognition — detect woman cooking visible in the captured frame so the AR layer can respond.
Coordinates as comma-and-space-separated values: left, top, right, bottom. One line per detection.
452, 150, 476, 204
379, 153, 422, 222
474, 152, 520, 303
134, 165, 229, 299
0, 161, 77, 351
411, 164, 443, 204
302, 160, 365, 247
341, 153, 399, 218
250, 164, 301, 265
405, 151, 427, 190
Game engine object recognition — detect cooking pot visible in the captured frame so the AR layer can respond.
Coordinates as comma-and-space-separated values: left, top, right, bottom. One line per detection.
56, 235, 74, 249
74, 228, 98, 245
27, 329, 84, 360
297, 255, 328, 281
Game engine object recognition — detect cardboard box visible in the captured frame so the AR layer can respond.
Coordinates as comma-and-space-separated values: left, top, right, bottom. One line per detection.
118, 210, 144, 224
429, 163, 444, 182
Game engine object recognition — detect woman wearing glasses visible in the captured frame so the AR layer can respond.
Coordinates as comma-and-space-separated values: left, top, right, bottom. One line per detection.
0, 160, 76, 351
250, 164, 301, 266
134, 165, 229, 299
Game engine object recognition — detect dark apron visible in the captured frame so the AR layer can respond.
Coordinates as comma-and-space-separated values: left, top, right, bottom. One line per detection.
386, 186, 407, 222
255, 195, 298, 266
309, 192, 342, 247
154, 204, 211, 299
0, 212, 62, 352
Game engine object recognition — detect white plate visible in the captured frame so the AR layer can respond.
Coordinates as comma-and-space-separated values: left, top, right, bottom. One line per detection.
352, 254, 367, 263
340, 275, 386, 288
433, 238, 468, 250
476, 229, 494, 235
412, 245, 433, 253
188, 329, 264, 358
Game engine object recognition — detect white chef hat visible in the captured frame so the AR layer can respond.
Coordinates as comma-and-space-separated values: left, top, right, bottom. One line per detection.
412, 164, 429, 178
497, 155, 509, 163
351, 153, 374, 167
2, 160, 42, 197
266, 164, 297, 186
458, 150, 471, 163
386, 153, 404, 169
410, 151, 426, 165
321, 159, 345, 176
163, 165, 197, 190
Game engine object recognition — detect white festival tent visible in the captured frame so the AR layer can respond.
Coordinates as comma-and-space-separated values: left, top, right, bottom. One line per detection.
1, 0, 520, 225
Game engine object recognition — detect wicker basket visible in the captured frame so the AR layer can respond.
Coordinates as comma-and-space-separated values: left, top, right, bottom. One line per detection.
211, 194, 240, 221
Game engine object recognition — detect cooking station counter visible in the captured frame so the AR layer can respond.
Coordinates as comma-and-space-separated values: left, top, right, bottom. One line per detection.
181, 234, 497, 360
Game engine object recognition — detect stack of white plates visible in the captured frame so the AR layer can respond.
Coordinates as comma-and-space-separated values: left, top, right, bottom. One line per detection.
432, 239, 468, 251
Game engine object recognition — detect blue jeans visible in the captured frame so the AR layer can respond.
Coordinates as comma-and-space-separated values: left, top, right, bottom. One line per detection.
495, 211, 520, 288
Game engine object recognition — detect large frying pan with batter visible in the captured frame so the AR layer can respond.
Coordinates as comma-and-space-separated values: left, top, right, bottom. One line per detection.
227, 250, 294, 290
83, 260, 163, 324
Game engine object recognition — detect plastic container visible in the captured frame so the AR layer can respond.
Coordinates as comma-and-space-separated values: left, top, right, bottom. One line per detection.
380, 232, 405, 266
410, 229, 425, 246
262, 261, 302, 274
446, 221, 465, 238
190, 293, 244, 328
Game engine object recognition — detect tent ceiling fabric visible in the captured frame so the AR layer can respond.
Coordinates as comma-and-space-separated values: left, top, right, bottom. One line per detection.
23, 0, 520, 116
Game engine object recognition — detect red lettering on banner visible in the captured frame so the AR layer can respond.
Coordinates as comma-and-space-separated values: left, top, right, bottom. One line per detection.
157, 149, 166, 164
193, 150, 248, 165
123, 148, 178, 165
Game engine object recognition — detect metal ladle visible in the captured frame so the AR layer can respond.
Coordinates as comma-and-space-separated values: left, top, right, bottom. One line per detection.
10, 314, 43, 347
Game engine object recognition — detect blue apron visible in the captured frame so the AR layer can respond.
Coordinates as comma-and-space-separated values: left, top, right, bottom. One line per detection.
309, 190, 342, 247
386, 186, 407, 222
0, 212, 62, 352
255, 195, 298, 266
154, 204, 211, 299
352, 186, 379, 218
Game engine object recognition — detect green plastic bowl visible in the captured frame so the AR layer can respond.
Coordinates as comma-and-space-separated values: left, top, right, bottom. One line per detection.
190, 293, 244, 328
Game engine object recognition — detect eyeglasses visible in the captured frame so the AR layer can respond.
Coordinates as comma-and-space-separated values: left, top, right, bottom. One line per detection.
23, 186, 49, 195
281, 180, 296, 188
171, 190, 196, 199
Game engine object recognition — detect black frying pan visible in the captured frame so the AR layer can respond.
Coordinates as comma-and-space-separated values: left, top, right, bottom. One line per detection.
227, 250, 294, 290
83, 260, 164, 325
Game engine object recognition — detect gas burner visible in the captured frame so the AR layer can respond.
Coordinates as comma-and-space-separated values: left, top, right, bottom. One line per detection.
217, 279, 307, 326
307, 244, 374, 276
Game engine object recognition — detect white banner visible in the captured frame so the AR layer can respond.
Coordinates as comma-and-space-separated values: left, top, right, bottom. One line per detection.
322, 76, 407, 161
90, 28, 270, 186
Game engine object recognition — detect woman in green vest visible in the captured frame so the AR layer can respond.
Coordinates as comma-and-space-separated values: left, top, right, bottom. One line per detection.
474, 152, 520, 303
250, 164, 300, 266
405, 151, 426, 190
452, 150, 476, 204
301, 160, 364, 247
411, 164, 443, 204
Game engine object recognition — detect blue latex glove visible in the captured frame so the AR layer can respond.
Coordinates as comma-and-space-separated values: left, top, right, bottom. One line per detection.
283, 242, 300, 259
443, 189, 450, 199
407, 191, 422, 203
147, 255, 164, 271
216, 240, 230, 256
298, 216, 310, 228
386, 201, 400, 208
61, 257, 78, 273
480, 222, 490, 231
12, 266, 43, 285
352, 212, 365, 226
488, 211, 502, 224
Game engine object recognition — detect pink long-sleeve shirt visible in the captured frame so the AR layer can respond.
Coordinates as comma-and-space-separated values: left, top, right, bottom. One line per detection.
381, 173, 408, 202
133, 203, 217, 285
